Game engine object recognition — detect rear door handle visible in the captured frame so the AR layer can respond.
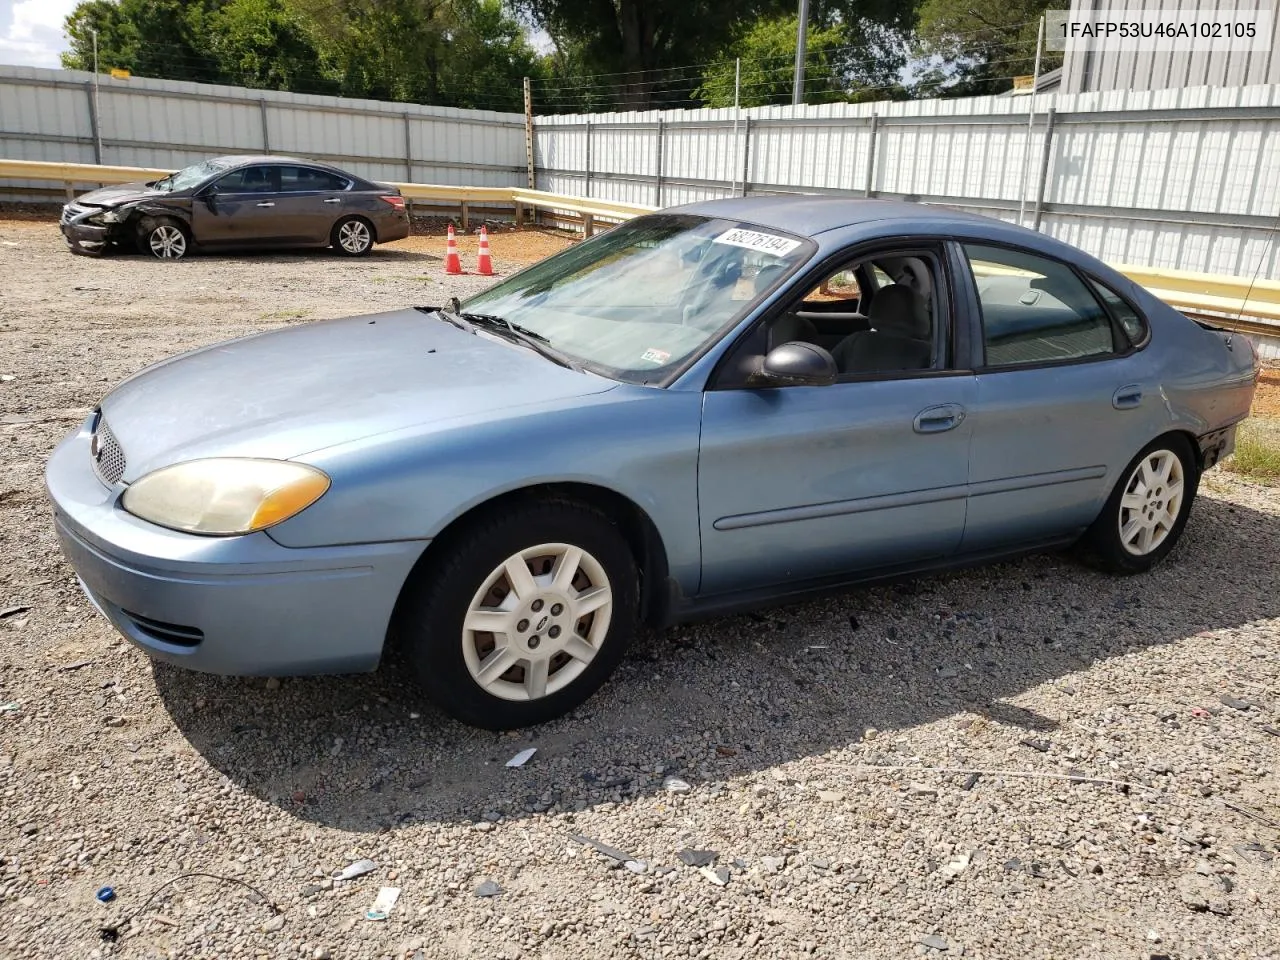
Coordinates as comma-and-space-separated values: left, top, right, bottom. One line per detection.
914, 403, 966, 434
256, 201, 275, 208
323, 198, 342, 204
1112, 385, 1143, 409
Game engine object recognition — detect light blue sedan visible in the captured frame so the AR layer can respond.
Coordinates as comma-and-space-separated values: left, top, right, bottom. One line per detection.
45, 198, 1260, 729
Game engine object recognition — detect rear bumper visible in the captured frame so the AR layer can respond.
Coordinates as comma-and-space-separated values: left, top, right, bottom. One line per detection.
1197, 421, 1239, 471
377, 214, 410, 244
46, 420, 427, 676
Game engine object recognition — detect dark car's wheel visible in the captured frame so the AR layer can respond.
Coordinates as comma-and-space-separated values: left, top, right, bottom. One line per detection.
138, 216, 190, 260
397, 500, 638, 729
1080, 435, 1199, 574
332, 216, 374, 256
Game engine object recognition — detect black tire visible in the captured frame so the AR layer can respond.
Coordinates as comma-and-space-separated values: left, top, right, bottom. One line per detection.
331, 216, 374, 256
1079, 434, 1199, 574
137, 216, 190, 260
397, 500, 638, 729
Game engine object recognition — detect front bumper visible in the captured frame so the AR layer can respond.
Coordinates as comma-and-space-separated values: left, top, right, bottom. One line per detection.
60, 220, 111, 255
59, 202, 119, 254
46, 419, 427, 676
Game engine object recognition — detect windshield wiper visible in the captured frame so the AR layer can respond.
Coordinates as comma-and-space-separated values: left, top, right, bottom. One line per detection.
420, 305, 475, 333
442, 298, 582, 371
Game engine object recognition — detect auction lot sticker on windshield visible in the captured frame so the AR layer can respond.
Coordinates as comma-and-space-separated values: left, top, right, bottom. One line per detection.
713, 228, 801, 257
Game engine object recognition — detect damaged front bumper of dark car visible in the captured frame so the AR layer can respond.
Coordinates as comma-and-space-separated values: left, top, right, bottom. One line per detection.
59, 202, 124, 255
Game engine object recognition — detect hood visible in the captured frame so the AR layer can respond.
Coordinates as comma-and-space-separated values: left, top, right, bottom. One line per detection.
99, 308, 616, 481
75, 181, 167, 207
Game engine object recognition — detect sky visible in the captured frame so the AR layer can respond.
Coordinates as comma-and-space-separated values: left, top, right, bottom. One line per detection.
0, 0, 76, 68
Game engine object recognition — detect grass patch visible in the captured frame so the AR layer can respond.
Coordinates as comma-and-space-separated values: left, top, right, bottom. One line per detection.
1224, 418, 1280, 482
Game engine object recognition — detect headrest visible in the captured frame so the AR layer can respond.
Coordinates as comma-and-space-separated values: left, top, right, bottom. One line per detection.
892, 257, 932, 302
754, 262, 788, 290
868, 284, 929, 339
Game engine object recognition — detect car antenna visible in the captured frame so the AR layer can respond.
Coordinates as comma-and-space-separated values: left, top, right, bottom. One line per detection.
1232, 210, 1280, 346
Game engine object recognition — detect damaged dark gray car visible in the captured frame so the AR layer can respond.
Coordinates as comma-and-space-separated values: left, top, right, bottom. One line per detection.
59, 154, 410, 260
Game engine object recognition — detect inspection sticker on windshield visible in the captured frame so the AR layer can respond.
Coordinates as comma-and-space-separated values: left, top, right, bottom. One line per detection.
640, 347, 671, 365
712, 228, 801, 257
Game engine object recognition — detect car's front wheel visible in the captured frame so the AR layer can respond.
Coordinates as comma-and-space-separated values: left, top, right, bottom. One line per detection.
398, 500, 638, 729
332, 216, 374, 256
138, 217, 190, 260
1081, 435, 1198, 573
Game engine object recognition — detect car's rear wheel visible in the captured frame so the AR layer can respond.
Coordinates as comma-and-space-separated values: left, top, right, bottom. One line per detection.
397, 500, 638, 729
1080, 435, 1198, 574
138, 217, 190, 260
332, 216, 374, 256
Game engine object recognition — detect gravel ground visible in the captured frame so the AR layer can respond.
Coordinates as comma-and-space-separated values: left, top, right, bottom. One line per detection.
2, 218, 1279, 960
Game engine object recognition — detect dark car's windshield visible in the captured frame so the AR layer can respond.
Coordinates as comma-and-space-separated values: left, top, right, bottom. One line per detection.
158, 159, 231, 192
460, 214, 813, 383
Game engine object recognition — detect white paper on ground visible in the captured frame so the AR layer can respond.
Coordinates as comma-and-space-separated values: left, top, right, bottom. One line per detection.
506, 747, 537, 768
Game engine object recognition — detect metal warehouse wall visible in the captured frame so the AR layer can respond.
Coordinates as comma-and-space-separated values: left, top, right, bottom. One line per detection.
535, 83, 1280, 280
0, 65, 527, 199
1061, 0, 1280, 94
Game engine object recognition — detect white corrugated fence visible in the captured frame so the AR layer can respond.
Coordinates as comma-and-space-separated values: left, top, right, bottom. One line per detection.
535, 83, 1280, 281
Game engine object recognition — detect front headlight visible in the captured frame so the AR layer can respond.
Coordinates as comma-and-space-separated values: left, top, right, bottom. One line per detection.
121, 458, 330, 536
99, 210, 120, 223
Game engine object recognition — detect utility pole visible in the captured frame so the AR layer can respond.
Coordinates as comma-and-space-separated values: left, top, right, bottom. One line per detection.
730, 58, 741, 195
1018, 15, 1046, 227
522, 76, 534, 190
791, 0, 809, 106
91, 28, 102, 162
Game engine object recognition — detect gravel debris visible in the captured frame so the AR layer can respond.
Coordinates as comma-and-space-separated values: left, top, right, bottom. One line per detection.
1, 218, 1280, 958
676, 848, 718, 867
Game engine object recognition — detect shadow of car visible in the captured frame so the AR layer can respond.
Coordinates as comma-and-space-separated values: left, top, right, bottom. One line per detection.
150, 493, 1279, 832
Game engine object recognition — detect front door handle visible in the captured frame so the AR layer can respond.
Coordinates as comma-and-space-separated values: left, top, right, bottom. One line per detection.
256, 201, 275, 208
323, 198, 342, 204
914, 403, 966, 434
1112, 385, 1143, 409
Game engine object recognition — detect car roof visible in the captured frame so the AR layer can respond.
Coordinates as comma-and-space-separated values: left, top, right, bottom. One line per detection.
210, 155, 354, 176
669, 196, 996, 239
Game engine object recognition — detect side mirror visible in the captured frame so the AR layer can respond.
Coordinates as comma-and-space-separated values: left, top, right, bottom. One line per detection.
752, 342, 837, 387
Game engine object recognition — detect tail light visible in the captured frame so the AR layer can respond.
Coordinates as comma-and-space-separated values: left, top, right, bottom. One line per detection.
380, 195, 406, 211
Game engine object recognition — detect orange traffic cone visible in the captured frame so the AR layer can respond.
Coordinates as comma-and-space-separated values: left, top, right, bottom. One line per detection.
444, 223, 462, 275
476, 226, 494, 276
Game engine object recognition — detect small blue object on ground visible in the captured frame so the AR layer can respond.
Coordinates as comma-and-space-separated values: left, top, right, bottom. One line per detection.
96, 886, 115, 903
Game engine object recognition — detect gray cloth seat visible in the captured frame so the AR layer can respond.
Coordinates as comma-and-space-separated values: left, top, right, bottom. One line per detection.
831, 284, 932, 373
768, 311, 818, 350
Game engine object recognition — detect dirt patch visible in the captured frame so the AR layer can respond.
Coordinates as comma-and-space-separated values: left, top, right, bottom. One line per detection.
1249, 364, 1280, 418
2, 216, 1280, 960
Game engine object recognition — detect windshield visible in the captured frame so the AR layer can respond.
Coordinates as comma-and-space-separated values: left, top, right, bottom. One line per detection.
158, 159, 230, 192
460, 214, 813, 383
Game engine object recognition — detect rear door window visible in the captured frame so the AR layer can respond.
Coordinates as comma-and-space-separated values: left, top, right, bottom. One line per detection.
964, 243, 1118, 367
279, 166, 350, 193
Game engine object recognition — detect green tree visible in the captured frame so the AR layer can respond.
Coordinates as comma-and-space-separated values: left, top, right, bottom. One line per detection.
62, 0, 224, 83
912, 0, 1060, 97
209, 0, 334, 95
441, 0, 543, 111
60, 0, 540, 111
696, 15, 848, 108
515, 0, 789, 110
293, 0, 538, 109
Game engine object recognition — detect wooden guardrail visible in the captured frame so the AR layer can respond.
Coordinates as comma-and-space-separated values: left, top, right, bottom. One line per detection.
1114, 263, 1280, 325
1, 157, 1275, 334
0, 158, 655, 236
